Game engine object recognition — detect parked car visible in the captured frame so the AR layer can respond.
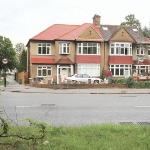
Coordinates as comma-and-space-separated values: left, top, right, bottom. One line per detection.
65, 74, 102, 84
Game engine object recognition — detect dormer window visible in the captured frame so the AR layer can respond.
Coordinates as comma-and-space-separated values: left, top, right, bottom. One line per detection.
59, 42, 70, 54
38, 43, 51, 55
102, 26, 108, 30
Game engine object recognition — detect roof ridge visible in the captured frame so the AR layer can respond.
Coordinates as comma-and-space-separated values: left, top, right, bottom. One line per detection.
57, 24, 83, 39
32, 24, 80, 40
57, 23, 91, 40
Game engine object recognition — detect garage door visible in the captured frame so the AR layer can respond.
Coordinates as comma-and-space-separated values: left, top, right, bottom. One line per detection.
77, 64, 100, 76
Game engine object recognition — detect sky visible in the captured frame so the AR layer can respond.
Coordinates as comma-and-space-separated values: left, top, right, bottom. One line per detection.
0, 0, 150, 46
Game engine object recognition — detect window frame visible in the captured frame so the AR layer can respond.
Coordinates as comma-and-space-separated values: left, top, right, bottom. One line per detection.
37, 65, 52, 77
37, 43, 51, 55
109, 64, 131, 77
136, 45, 145, 56
77, 42, 100, 55
59, 42, 70, 54
109, 42, 132, 56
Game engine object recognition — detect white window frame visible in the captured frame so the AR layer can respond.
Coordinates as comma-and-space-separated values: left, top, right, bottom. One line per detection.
59, 42, 70, 54
77, 42, 100, 55
148, 46, 150, 56
37, 43, 51, 55
37, 66, 52, 77
136, 45, 145, 56
109, 42, 132, 56
109, 64, 132, 77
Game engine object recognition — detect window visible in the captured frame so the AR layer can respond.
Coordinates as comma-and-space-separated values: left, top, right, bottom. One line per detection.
77, 42, 100, 55
109, 64, 131, 77
59, 43, 70, 54
148, 46, 150, 56
109, 42, 132, 55
37, 66, 52, 77
38, 43, 51, 55
136, 45, 145, 55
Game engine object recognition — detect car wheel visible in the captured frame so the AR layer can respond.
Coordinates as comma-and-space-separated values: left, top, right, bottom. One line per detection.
94, 80, 99, 84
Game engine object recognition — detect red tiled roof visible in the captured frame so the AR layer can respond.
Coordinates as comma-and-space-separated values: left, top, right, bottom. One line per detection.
134, 59, 150, 65
31, 56, 55, 64
109, 56, 133, 64
32, 24, 79, 40
31, 23, 103, 41
56, 57, 74, 64
76, 55, 101, 63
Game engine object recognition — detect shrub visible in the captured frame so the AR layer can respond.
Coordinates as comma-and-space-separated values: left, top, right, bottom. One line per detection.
125, 77, 135, 88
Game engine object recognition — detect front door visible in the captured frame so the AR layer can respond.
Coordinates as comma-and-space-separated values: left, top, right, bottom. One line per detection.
60, 68, 70, 82
57, 65, 73, 84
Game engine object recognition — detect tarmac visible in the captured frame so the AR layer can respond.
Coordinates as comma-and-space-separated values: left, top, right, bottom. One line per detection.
0, 75, 150, 94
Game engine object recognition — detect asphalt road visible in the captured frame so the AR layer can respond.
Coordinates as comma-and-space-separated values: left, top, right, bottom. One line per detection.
1, 90, 150, 126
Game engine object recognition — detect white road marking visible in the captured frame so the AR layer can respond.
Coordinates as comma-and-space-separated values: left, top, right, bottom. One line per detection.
16, 105, 40, 108
135, 106, 150, 108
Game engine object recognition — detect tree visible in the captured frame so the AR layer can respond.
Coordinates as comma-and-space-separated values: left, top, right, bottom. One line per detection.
142, 26, 150, 38
17, 49, 27, 72
121, 14, 141, 29
0, 36, 17, 72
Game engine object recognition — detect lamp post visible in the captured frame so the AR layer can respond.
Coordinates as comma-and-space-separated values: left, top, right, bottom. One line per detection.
2, 58, 8, 87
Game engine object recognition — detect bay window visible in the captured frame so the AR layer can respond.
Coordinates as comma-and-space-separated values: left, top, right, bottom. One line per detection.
109, 64, 131, 77
110, 42, 132, 55
77, 42, 100, 55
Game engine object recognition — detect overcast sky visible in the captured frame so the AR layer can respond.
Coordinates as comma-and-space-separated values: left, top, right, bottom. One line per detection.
0, 0, 150, 46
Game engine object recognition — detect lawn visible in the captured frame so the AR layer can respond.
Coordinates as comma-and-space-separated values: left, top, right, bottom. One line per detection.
0, 79, 3, 86
0, 123, 150, 150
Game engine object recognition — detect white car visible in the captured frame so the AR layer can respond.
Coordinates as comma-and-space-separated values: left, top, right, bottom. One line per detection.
66, 74, 102, 84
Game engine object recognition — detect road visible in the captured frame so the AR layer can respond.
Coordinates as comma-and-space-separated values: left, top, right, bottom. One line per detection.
1, 87, 150, 126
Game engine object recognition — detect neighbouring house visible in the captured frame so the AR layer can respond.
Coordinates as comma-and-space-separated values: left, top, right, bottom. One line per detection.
27, 15, 150, 84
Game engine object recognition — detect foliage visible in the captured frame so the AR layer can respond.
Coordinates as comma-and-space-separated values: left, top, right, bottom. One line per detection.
121, 14, 141, 29
103, 70, 112, 78
17, 49, 27, 72
0, 117, 47, 150
1, 121, 150, 150
0, 36, 17, 72
125, 77, 135, 88
142, 26, 150, 38
15, 43, 25, 55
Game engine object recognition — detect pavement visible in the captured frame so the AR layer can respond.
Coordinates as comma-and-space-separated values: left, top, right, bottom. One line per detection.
0, 76, 150, 94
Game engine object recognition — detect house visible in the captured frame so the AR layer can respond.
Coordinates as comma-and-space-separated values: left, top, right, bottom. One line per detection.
27, 15, 150, 84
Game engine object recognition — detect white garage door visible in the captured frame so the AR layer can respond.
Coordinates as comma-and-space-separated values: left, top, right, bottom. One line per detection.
77, 64, 100, 76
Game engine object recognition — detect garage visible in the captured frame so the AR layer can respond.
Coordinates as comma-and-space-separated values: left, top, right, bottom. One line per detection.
77, 64, 100, 76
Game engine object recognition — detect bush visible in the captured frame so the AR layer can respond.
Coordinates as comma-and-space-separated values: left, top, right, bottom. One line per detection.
125, 77, 135, 88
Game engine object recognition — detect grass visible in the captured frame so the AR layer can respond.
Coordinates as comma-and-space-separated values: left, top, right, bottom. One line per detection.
0, 79, 3, 86
0, 124, 150, 150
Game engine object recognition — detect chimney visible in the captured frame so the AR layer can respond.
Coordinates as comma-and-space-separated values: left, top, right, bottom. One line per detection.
93, 14, 101, 26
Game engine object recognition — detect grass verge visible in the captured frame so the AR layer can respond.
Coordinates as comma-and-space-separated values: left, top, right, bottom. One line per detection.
0, 124, 150, 150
